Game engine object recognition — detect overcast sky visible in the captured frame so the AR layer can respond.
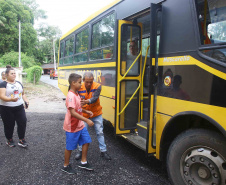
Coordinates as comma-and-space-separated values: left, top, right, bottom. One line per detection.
35, 0, 117, 35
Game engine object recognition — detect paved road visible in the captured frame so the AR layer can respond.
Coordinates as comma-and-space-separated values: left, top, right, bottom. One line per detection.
40, 75, 59, 89
0, 112, 170, 184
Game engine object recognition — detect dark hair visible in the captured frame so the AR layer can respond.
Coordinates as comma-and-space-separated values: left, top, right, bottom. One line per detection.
68, 73, 82, 85
174, 75, 182, 82
163, 68, 173, 78
5, 65, 14, 75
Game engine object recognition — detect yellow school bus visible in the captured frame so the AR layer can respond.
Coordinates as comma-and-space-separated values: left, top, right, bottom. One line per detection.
58, 0, 226, 184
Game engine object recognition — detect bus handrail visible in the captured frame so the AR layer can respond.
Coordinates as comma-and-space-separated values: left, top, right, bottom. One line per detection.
119, 51, 142, 82
118, 83, 141, 116
140, 45, 150, 120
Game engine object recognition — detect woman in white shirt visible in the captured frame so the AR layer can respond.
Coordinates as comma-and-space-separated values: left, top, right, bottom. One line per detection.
0, 65, 29, 148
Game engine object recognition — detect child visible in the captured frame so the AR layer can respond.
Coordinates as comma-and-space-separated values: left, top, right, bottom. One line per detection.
62, 73, 94, 174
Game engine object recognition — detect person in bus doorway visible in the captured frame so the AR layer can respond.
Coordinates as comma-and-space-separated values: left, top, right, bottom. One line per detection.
75, 72, 112, 161
0, 65, 29, 148
127, 40, 139, 76
62, 73, 94, 174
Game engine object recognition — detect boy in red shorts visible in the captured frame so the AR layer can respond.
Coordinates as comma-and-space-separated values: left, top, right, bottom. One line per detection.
62, 73, 94, 174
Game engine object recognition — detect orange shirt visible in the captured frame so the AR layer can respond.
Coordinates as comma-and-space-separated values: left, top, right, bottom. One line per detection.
63, 90, 84, 133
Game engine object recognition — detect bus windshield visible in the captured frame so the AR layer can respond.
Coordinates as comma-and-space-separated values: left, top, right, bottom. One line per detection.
197, 0, 226, 44
196, 0, 226, 63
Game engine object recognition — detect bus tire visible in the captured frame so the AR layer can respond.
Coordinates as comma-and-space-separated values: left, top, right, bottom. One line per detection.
167, 129, 226, 185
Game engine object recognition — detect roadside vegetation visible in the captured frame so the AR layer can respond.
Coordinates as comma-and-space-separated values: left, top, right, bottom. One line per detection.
0, 0, 62, 83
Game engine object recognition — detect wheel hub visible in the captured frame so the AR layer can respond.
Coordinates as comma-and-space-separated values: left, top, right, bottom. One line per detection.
181, 147, 226, 185
197, 166, 209, 179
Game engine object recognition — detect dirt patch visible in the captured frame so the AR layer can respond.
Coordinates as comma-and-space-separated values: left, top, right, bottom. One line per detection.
24, 80, 66, 113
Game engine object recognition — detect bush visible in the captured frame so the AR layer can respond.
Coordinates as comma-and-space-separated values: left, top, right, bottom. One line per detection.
0, 51, 36, 69
26, 66, 42, 84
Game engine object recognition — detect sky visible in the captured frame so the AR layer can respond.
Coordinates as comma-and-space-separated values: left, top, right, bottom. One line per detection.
35, 0, 117, 36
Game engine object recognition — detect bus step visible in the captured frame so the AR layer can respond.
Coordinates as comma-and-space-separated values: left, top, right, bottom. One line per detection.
137, 121, 147, 139
122, 134, 146, 151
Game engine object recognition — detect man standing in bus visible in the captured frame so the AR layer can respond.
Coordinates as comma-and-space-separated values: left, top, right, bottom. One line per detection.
75, 72, 111, 160
127, 40, 139, 76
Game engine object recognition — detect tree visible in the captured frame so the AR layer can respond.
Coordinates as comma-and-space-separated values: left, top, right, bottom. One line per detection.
36, 23, 62, 63
0, 0, 37, 57
0, 8, 6, 27
20, 0, 47, 21
0, 0, 61, 65
0, 51, 36, 69
25, 65, 42, 84
208, 21, 226, 41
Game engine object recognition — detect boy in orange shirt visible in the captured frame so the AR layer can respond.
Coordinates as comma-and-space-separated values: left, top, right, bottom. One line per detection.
62, 73, 94, 174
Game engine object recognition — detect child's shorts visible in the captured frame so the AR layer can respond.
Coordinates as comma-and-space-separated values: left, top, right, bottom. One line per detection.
66, 127, 92, 150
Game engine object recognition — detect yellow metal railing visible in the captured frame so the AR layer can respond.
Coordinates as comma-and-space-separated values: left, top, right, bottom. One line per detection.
118, 83, 141, 116
118, 50, 142, 116
140, 45, 150, 120
119, 51, 142, 82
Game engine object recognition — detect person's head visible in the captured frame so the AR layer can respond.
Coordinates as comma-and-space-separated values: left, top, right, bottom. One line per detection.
163, 69, 173, 79
173, 75, 182, 89
1, 71, 6, 80
129, 40, 138, 56
5, 65, 16, 82
68, 73, 82, 91
83, 72, 94, 91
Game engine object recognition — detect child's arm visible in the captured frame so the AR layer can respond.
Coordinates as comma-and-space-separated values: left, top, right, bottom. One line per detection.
82, 109, 93, 117
69, 108, 94, 126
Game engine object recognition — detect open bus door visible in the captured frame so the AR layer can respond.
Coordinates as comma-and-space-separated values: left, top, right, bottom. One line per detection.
116, 20, 142, 135
115, 5, 162, 153
116, 19, 155, 153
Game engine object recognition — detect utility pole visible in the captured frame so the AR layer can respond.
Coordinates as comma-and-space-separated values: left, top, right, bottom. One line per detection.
19, 19, 21, 67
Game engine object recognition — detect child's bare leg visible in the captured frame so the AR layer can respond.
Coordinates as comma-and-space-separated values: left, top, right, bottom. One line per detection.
81, 143, 89, 162
64, 149, 72, 166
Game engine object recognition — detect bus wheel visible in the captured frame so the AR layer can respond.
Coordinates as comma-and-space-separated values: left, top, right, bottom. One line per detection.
167, 129, 226, 185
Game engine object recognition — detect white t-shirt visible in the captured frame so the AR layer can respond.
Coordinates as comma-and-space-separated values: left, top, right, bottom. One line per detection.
0, 81, 24, 107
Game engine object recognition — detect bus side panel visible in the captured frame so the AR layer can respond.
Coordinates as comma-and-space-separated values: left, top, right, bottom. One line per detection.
58, 66, 116, 126
156, 55, 226, 159
100, 96, 115, 125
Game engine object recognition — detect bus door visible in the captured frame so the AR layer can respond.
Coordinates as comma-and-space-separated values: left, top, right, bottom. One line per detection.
116, 20, 142, 135
149, 3, 162, 153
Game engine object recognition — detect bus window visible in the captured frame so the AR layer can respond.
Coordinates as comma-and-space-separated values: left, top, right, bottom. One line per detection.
142, 37, 150, 57
59, 41, 64, 65
90, 47, 113, 60
90, 12, 115, 60
121, 24, 141, 76
196, 0, 226, 63
75, 28, 89, 63
64, 36, 74, 65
